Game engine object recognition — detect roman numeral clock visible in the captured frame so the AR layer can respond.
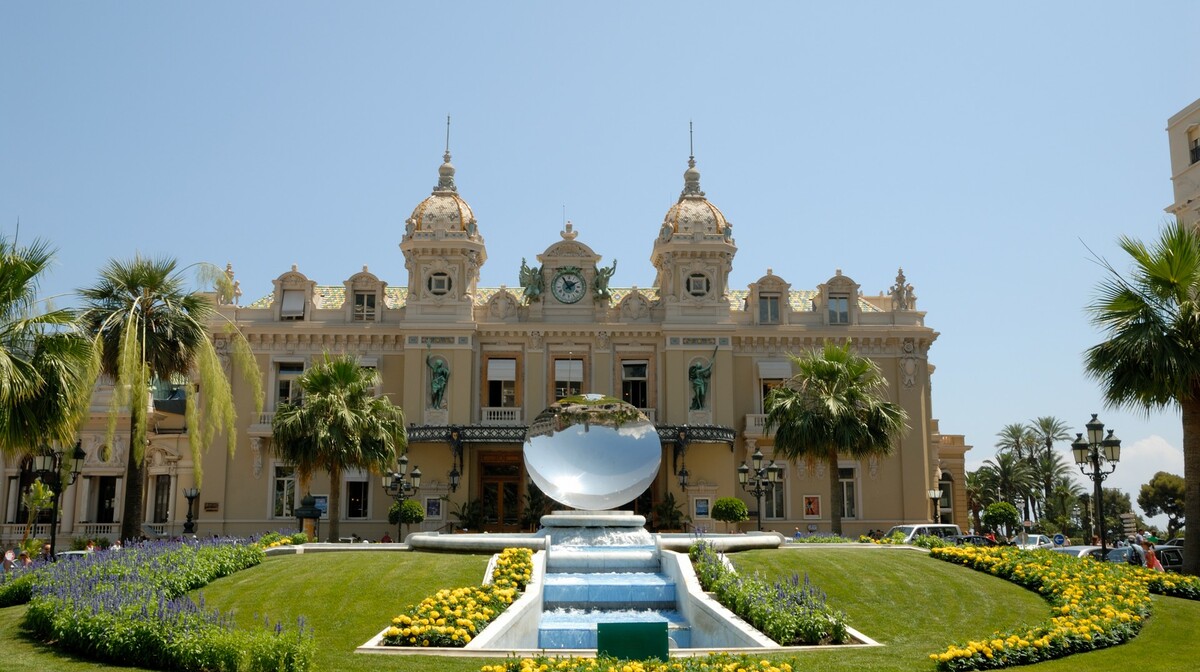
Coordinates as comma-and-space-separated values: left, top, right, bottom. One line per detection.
550, 266, 587, 304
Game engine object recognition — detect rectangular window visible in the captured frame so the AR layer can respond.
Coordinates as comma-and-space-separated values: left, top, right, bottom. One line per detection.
346, 480, 369, 519
554, 358, 583, 399
759, 295, 780, 324
153, 474, 171, 523
276, 362, 304, 408
486, 358, 517, 407
1191, 137, 1200, 165
280, 289, 306, 320
621, 360, 648, 409
765, 479, 785, 519
828, 296, 849, 324
273, 466, 296, 518
687, 274, 710, 297
353, 291, 377, 321
839, 467, 857, 519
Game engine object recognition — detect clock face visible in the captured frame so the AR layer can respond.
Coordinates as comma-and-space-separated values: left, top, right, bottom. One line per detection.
551, 270, 587, 304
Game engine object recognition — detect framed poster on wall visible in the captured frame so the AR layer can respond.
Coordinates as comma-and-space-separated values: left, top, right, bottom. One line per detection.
803, 495, 821, 519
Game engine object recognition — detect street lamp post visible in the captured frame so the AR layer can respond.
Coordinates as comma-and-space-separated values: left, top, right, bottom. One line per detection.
182, 487, 201, 534
28, 442, 86, 558
928, 488, 942, 524
1070, 414, 1121, 556
737, 448, 782, 532
382, 453, 421, 541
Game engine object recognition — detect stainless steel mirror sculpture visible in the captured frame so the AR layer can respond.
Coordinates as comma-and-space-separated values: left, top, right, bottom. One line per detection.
524, 394, 661, 510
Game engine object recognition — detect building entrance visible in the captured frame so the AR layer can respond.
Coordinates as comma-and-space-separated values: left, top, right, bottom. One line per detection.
479, 452, 523, 532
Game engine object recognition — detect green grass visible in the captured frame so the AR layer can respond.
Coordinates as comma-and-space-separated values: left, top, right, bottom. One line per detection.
1, 547, 1197, 671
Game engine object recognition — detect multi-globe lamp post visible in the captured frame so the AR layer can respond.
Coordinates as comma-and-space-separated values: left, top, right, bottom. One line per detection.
382, 453, 421, 541
737, 448, 782, 532
182, 487, 201, 534
1070, 414, 1121, 556
27, 442, 86, 558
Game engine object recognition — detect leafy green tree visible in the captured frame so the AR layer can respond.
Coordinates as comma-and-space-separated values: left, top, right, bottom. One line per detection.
388, 498, 425, 540
711, 497, 749, 532
1139, 471, 1185, 539
765, 342, 908, 536
982, 501, 1020, 536
1085, 220, 1200, 573
0, 235, 94, 458
80, 256, 261, 542
20, 477, 54, 546
271, 353, 406, 541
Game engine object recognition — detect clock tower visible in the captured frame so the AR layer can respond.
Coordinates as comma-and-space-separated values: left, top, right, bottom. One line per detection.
524, 222, 612, 322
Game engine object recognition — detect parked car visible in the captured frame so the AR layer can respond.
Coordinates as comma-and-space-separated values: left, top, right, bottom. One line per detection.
882, 524, 962, 544
1103, 545, 1182, 571
54, 550, 91, 561
1158, 538, 1185, 547
1154, 545, 1184, 572
948, 535, 999, 547
1010, 534, 1054, 550
1049, 545, 1103, 559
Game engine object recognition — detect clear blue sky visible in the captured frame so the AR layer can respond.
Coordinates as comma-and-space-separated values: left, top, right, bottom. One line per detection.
3, 3, 1198, 526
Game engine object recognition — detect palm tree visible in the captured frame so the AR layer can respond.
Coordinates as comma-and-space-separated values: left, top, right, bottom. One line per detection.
964, 469, 991, 534
271, 353, 407, 541
764, 342, 908, 536
1028, 416, 1073, 518
80, 255, 260, 542
0, 235, 94, 457
978, 451, 1036, 510
995, 423, 1040, 520
1085, 220, 1200, 575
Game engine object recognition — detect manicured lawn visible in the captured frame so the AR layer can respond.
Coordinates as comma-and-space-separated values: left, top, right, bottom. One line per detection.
0, 546, 1196, 671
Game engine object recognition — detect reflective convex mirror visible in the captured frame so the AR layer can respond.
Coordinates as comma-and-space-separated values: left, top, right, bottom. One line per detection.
523, 393, 661, 510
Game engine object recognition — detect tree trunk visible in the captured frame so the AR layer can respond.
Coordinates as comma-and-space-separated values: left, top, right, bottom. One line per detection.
120, 414, 143, 543
1182, 398, 1200, 576
828, 449, 843, 536
327, 464, 341, 542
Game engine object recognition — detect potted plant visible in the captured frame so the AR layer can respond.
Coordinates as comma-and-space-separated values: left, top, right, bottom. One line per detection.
711, 497, 749, 533
446, 497, 486, 532
654, 492, 689, 532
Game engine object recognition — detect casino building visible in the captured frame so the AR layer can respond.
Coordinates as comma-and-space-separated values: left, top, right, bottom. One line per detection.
1, 146, 970, 544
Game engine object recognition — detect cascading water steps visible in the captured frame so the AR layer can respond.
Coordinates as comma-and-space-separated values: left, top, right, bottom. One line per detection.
536, 534, 692, 649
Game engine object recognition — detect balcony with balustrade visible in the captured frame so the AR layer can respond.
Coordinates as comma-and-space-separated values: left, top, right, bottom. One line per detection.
743, 414, 774, 438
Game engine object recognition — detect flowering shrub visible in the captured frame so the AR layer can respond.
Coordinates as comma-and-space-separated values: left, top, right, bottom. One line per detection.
382, 546, 532, 648
0, 561, 42, 606
929, 546, 1151, 670
690, 541, 848, 645
860, 532, 950, 549
22, 539, 313, 672
481, 653, 796, 672
256, 531, 310, 548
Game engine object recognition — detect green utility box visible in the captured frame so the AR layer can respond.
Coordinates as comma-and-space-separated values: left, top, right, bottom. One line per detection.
596, 622, 668, 661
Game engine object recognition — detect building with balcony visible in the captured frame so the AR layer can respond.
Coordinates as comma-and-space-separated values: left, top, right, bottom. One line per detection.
1167, 96, 1200, 228
2, 145, 972, 544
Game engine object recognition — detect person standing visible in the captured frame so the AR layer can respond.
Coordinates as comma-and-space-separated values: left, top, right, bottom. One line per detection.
1143, 540, 1165, 572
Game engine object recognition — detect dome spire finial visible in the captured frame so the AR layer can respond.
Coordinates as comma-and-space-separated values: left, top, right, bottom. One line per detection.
681, 120, 703, 197
435, 114, 457, 192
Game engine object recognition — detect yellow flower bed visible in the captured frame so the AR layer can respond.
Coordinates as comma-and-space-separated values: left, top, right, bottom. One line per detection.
382, 547, 533, 648
928, 546, 1153, 670
482, 654, 795, 672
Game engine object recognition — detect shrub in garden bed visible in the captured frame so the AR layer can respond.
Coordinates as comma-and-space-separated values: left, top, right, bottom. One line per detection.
257, 530, 310, 548
789, 534, 856, 544
929, 545, 1158, 670
382, 546, 532, 648
689, 541, 848, 645
22, 538, 313, 672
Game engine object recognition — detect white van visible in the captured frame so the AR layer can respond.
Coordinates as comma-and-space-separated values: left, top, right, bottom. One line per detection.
883, 524, 962, 543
